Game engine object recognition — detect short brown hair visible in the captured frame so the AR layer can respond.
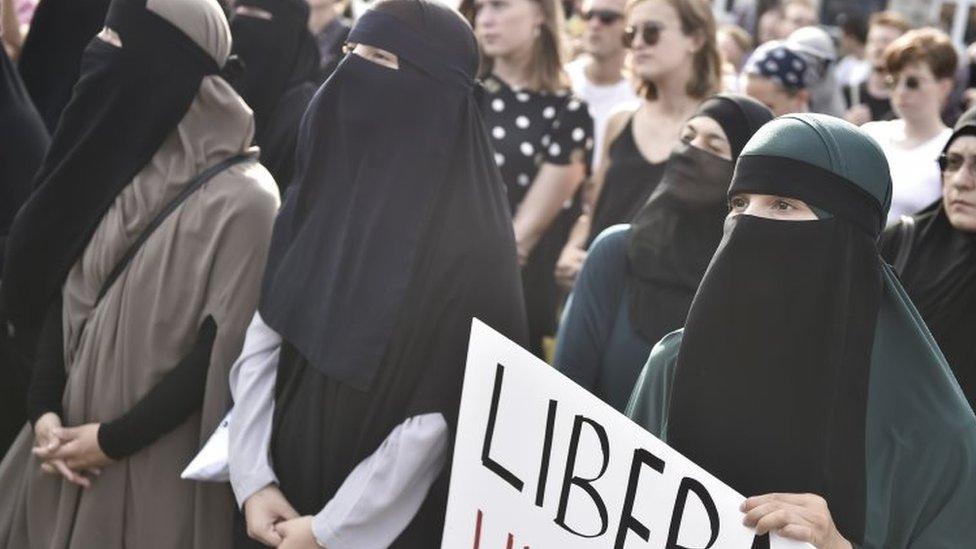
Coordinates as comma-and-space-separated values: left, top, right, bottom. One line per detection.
630, 0, 721, 101
459, 0, 570, 93
869, 10, 911, 35
883, 27, 958, 80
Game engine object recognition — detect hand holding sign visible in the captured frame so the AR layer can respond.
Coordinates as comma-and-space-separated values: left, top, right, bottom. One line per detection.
443, 320, 814, 549
743, 495, 851, 549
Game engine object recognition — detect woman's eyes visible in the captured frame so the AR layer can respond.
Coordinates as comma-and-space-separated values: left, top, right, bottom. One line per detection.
772, 200, 796, 211
729, 197, 748, 210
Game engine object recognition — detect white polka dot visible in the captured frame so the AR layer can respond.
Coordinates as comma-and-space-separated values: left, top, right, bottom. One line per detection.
568, 100, 581, 111
556, 89, 568, 97
542, 106, 556, 119
792, 59, 804, 70
549, 143, 562, 156
494, 152, 505, 166
516, 92, 530, 102
520, 142, 534, 156
516, 116, 530, 129
764, 59, 779, 72
492, 126, 506, 139
572, 128, 585, 142
785, 72, 798, 83
492, 98, 505, 112
562, 198, 573, 209
585, 137, 594, 150
772, 48, 786, 59
517, 173, 530, 186
542, 135, 551, 146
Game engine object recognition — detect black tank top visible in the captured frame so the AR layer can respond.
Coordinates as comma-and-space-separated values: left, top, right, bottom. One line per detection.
588, 116, 666, 246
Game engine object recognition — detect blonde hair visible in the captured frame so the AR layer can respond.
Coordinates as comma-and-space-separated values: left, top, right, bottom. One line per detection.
629, 0, 721, 101
459, 0, 570, 93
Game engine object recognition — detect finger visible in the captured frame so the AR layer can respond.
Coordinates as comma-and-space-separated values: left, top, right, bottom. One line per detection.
742, 493, 815, 511
279, 504, 299, 521
742, 502, 784, 526
53, 460, 90, 488
777, 523, 815, 543
48, 439, 82, 460
40, 462, 56, 474
754, 509, 796, 536
88, 467, 102, 476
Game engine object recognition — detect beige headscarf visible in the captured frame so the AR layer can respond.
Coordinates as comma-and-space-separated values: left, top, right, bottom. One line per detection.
0, 0, 280, 547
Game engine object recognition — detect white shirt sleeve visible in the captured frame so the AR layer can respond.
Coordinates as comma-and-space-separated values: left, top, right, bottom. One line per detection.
312, 412, 450, 549
228, 311, 282, 508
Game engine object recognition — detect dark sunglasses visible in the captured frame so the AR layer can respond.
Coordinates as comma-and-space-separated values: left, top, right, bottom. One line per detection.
581, 9, 623, 25
885, 74, 923, 91
623, 22, 665, 47
939, 153, 976, 175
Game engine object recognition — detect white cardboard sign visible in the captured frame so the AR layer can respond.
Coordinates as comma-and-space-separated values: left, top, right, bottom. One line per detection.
442, 320, 809, 549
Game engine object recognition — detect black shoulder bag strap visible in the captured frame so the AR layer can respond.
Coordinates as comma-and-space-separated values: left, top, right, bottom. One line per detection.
95, 153, 254, 305
893, 214, 916, 277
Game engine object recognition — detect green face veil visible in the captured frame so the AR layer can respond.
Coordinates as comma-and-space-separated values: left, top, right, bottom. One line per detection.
628, 114, 976, 548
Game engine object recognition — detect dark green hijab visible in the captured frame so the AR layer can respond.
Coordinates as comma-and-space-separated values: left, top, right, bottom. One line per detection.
628, 114, 976, 548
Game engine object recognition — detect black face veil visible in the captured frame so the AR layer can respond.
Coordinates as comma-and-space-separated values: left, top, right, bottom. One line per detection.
666, 114, 891, 546
1, 0, 223, 349
258, 0, 527, 391
626, 94, 772, 345
229, 0, 319, 188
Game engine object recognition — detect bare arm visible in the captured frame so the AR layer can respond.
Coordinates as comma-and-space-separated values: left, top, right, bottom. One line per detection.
1, 0, 23, 59
512, 160, 587, 264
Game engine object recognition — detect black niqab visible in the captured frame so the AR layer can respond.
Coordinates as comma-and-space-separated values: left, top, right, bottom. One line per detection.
1, 0, 221, 352
626, 94, 772, 344
881, 202, 976, 411
16, 0, 110, 132
667, 139, 888, 545
230, 0, 319, 189
259, 0, 526, 391
0, 46, 49, 264
255, 2, 527, 545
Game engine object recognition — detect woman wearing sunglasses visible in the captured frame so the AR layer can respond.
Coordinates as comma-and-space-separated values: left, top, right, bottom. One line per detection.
861, 27, 957, 226
555, 0, 721, 290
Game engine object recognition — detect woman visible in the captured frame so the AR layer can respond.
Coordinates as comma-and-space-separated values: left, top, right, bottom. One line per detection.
0, 36, 49, 456
0, 0, 279, 546
786, 24, 845, 117
461, 0, 594, 358
554, 94, 772, 411
880, 106, 976, 413
861, 28, 957, 225
16, 0, 110, 131
556, 0, 722, 291
228, 1, 527, 547
230, 0, 320, 191
627, 114, 976, 548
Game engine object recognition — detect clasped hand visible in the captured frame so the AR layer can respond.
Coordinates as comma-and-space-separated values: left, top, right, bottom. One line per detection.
32, 412, 113, 488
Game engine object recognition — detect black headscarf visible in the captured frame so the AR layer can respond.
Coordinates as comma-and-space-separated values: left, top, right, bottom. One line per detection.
230, 0, 319, 189
667, 114, 892, 546
0, 46, 49, 265
1, 0, 225, 352
16, 0, 111, 132
258, 0, 527, 392
880, 107, 976, 412
626, 94, 772, 344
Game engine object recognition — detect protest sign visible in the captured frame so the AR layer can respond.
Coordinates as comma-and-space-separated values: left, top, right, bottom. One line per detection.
442, 319, 810, 549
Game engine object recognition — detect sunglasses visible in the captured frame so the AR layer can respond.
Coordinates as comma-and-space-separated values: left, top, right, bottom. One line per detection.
623, 22, 665, 47
581, 9, 623, 25
939, 153, 976, 176
885, 74, 925, 91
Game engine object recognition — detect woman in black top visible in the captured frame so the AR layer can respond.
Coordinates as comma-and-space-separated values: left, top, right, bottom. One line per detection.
555, 0, 723, 289
463, 0, 593, 358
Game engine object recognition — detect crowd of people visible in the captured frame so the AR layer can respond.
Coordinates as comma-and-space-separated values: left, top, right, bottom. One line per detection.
0, 0, 974, 547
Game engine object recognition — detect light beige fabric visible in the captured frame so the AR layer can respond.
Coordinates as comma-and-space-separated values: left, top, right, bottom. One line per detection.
0, 62, 279, 549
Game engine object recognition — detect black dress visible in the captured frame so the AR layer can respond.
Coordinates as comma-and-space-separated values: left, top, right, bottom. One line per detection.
478, 74, 593, 358
588, 115, 666, 245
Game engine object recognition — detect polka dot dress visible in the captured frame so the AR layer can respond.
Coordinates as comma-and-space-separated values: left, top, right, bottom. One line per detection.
478, 74, 594, 357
